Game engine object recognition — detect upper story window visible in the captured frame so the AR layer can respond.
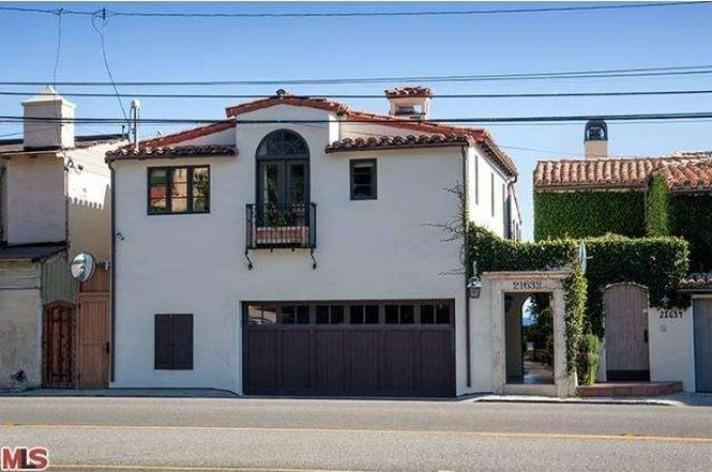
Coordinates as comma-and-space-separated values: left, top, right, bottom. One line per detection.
350, 159, 377, 200
148, 166, 210, 215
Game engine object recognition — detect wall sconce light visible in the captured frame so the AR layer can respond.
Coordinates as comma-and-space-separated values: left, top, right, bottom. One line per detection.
467, 262, 482, 299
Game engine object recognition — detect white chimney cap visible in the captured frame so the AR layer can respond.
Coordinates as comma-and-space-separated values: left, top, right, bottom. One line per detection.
23, 85, 76, 107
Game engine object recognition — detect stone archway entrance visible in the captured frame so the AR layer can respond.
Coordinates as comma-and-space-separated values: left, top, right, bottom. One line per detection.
479, 270, 576, 398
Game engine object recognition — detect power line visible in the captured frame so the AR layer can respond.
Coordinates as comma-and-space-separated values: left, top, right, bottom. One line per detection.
4, 111, 712, 125
90, 11, 129, 126
3, 64, 712, 87
52, 9, 63, 86
2, 88, 712, 100
0, 2, 708, 19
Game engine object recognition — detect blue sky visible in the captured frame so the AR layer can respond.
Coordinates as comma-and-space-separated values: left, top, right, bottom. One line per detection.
2, 2, 711, 239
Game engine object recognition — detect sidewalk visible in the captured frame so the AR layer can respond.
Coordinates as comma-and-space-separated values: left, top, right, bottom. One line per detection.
471, 392, 712, 407
0, 388, 239, 398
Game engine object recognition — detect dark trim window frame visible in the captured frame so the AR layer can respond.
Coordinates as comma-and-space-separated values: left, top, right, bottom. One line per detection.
148, 166, 210, 215
350, 158, 377, 200
154, 314, 194, 370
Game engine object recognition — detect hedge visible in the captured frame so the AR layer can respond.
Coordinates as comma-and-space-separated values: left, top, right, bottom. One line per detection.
468, 226, 689, 373
646, 175, 671, 237
668, 195, 712, 272
534, 191, 646, 241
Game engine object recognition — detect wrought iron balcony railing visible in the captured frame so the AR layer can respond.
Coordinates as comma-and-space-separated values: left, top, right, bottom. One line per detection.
246, 203, 316, 249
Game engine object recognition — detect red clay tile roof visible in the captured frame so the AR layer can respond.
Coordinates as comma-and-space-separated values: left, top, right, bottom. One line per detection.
132, 120, 236, 148
534, 156, 704, 191
653, 160, 712, 193
326, 134, 471, 152
106, 144, 236, 161
385, 86, 433, 98
679, 273, 712, 291
224, 92, 517, 177
226, 94, 350, 117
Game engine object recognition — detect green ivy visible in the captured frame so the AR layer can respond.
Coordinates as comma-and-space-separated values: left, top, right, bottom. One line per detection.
646, 175, 671, 236
669, 195, 712, 272
468, 226, 689, 374
534, 191, 646, 241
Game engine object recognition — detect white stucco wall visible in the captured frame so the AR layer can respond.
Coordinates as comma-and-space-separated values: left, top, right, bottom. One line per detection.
0, 260, 43, 389
67, 142, 119, 262
649, 305, 696, 391
5, 154, 66, 245
466, 147, 510, 238
112, 105, 480, 394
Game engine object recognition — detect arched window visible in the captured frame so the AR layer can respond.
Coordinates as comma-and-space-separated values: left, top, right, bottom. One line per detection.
255, 130, 310, 224
257, 129, 309, 160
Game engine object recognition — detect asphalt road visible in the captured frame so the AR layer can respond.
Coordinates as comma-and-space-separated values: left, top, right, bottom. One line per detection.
1, 396, 712, 471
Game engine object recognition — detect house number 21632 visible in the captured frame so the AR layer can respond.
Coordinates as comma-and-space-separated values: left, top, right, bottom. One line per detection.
513, 281, 542, 290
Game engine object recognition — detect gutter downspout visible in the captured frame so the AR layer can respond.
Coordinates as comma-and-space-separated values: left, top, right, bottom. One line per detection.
108, 159, 116, 383
461, 145, 471, 388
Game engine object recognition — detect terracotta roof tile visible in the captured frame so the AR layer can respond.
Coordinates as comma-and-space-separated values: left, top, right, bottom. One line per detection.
534, 156, 706, 190
384, 86, 433, 98
326, 134, 471, 152
680, 273, 712, 291
134, 120, 236, 148
106, 144, 236, 161
226, 93, 350, 117
654, 160, 712, 193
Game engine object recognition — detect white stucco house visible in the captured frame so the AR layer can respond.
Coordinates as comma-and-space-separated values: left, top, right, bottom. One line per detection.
0, 87, 126, 390
108, 87, 522, 396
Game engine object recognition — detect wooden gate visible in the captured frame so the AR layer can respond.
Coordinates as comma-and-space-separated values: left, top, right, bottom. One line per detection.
42, 302, 76, 388
604, 284, 650, 381
77, 267, 110, 388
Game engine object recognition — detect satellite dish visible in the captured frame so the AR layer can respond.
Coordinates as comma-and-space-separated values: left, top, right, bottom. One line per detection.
577, 241, 587, 274
70, 252, 96, 283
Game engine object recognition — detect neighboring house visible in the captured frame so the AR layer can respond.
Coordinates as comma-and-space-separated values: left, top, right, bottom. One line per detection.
0, 87, 126, 390
533, 120, 712, 392
108, 87, 521, 396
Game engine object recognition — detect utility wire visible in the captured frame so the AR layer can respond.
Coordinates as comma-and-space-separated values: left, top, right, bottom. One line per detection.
0, 2, 708, 19
52, 9, 63, 86
3, 64, 712, 87
5, 111, 712, 125
90, 11, 129, 127
2, 88, 712, 100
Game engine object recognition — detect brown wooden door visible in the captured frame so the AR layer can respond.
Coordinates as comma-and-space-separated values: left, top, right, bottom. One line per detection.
42, 302, 76, 388
604, 284, 650, 381
694, 299, 712, 392
77, 293, 110, 388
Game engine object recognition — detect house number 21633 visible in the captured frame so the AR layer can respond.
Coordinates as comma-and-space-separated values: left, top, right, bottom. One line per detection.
513, 280, 542, 290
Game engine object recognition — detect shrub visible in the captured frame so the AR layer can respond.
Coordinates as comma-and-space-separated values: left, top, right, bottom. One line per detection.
578, 334, 602, 386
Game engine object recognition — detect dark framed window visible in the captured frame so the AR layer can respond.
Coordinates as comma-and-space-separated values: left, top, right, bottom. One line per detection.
385, 304, 415, 324
420, 304, 451, 325
154, 314, 193, 370
350, 304, 379, 324
316, 305, 345, 325
148, 166, 210, 215
350, 159, 377, 200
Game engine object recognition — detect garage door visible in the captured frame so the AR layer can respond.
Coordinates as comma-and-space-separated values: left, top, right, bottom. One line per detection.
694, 299, 712, 392
243, 300, 455, 397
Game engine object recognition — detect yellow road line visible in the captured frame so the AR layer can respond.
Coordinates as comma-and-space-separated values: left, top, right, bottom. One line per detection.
3, 423, 712, 444
49, 465, 356, 472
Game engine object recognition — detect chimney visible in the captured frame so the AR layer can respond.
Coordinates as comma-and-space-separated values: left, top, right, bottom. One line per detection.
584, 119, 608, 159
22, 85, 76, 150
385, 86, 432, 120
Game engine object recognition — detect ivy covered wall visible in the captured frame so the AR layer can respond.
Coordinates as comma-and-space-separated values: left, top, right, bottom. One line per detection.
468, 226, 690, 375
669, 195, 712, 272
534, 190, 646, 241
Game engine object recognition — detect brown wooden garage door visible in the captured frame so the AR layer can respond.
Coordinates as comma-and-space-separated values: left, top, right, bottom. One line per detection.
243, 300, 456, 397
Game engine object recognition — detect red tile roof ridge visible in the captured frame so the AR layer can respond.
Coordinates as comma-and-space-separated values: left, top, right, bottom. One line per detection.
106, 144, 236, 161
125, 120, 236, 150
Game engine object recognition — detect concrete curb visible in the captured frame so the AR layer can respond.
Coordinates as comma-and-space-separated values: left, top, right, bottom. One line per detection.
471, 395, 681, 407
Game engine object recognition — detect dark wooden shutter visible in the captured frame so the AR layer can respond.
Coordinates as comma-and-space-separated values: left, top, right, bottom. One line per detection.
154, 315, 173, 369
172, 315, 194, 370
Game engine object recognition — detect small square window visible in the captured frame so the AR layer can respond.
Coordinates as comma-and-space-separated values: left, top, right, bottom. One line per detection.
400, 305, 414, 324
296, 305, 310, 324
350, 159, 377, 200
385, 305, 399, 324
330, 305, 344, 324
436, 304, 451, 324
281, 306, 296, 324
365, 305, 379, 324
316, 305, 330, 324
421, 305, 435, 324
350, 305, 364, 324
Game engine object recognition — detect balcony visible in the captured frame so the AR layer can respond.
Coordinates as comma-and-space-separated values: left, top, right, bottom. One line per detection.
246, 203, 316, 249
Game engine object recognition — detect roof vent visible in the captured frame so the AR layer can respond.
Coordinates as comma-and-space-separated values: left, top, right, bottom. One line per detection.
385, 86, 432, 120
